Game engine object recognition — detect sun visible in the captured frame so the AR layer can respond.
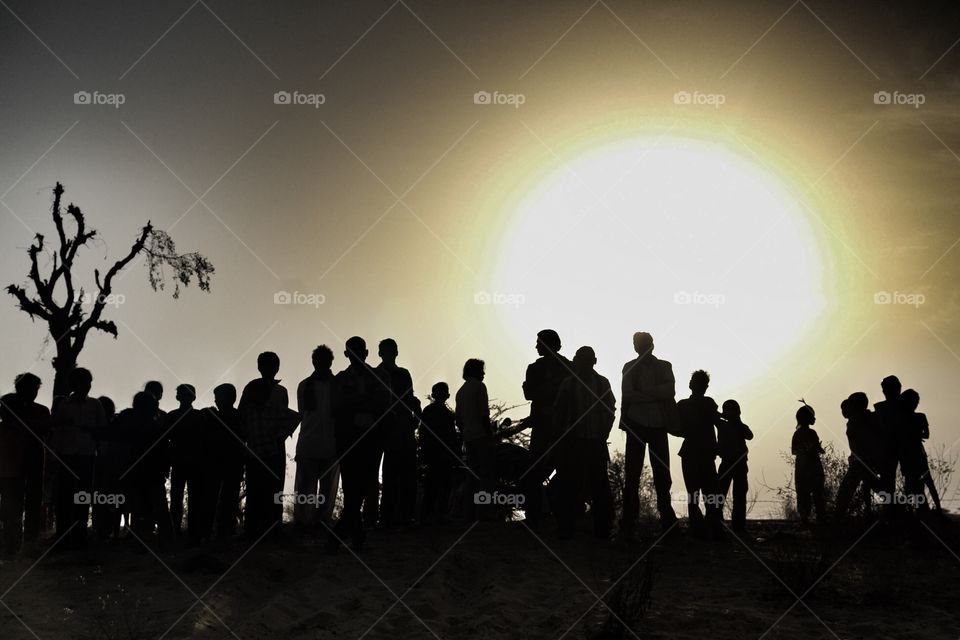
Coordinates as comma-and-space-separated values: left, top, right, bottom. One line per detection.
488, 135, 828, 394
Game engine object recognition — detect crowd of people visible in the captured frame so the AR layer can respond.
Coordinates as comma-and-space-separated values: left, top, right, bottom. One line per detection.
0, 330, 946, 557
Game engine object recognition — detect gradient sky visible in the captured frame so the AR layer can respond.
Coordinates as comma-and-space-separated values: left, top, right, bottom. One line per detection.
3, 1, 960, 511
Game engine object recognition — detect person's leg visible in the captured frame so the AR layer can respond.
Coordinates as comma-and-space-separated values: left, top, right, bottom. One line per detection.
645, 427, 676, 526
363, 436, 384, 528
834, 461, 859, 518
620, 429, 646, 530
72, 456, 95, 549
330, 447, 360, 548
217, 458, 243, 537
321, 463, 340, 526
731, 461, 748, 531
552, 437, 579, 537
23, 455, 43, 544
796, 474, 810, 523
702, 458, 722, 527
269, 453, 286, 532
169, 463, 186, 535
421, 460, 438, 523
293, 457, 319, 529
717, 458, 734, 508
0, 477, 25, 554
680, 456, 703, 530
55, 457, 77, 544
589, 440, 614, 537
399, 433, 418, 524
524, 421, 556, 525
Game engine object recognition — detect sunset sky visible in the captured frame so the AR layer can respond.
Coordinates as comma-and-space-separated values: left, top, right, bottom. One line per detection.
3, 1, 960, 509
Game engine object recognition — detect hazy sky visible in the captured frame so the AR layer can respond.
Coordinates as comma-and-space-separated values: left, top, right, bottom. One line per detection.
3, 1, 960, 508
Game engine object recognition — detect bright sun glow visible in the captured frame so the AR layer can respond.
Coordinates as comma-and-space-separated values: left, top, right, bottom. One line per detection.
490, 135, 828, 393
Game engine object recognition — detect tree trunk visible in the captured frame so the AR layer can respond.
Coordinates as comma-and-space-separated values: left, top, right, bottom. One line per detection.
52, 344, 76, 406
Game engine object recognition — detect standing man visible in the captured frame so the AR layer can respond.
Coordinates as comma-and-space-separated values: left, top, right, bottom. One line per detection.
456, 359, 495, 521
552, 347, 616, 539
327, 337, 387, 553
676, 370, 723, 538
239, 352, 297, 540
376, 338, 421, 529
620, 332, 679, 534
294, 346, 339, 532
522, 329, 572, 525
873, 375, 903, 511
0, 373, 50, 556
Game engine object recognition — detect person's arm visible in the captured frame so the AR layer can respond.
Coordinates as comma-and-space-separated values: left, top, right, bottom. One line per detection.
742, 422, 754, 440
552, 378, 570, 433
600, 378, 616, 438
620, 363, 645, 404
480, 383, 491, 434
791, 431, 800, 455
522, 363, 535, 402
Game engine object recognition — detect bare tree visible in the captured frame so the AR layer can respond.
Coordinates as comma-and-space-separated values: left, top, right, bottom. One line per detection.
6, 182, 214, 398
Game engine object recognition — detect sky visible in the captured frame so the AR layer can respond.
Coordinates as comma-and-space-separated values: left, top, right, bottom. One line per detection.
2, 1, 960, 511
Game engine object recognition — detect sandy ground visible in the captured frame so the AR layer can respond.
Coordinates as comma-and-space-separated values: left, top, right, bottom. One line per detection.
1, 517, 958, 639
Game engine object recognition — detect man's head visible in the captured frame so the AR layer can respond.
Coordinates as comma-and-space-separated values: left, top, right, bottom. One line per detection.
98, 396, 116, 419
721, 399, 740, 420
881, 375, 901, 401
633, 332, 654, 357
689, 369, 710, 395
901, 388, 920, 412
213, 383, 237, 411
144, 380, 164, 401
257, 351, 281, 380
69, 367, 93, 397
345, 336, 368, 365
430, 381, 450, 403
463, 358, 485, 382
175, 384, 197, 407
536, 330, 561, 357
311, 345, 334, 373
13, 373, 41, 402
132, 391, 159, 416
847, 391, 869, 415
572, 346, 597, 373
379, 338, 399, 365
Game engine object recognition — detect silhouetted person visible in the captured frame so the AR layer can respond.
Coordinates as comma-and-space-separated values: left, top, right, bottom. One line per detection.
166, 384, 213, 540
239, 352, 297, 540
206, 384, 245, 538
295, 346, 339, 532
144, 380, 167, 424
552, 347, 616, 539
327, 337, 388, 553
620, 332, 678, 533
456, 358, 495, 521
93, 394, 129, 540
50, 367, 106, 550
835, 392, 880, 519
376, 338, 421, 529
716, 399, 753, 532
899, 389, 938, 514
792, 402, 826, 525
522, 330, 572, 525
419, 382, 460, 525
677, 370, 723, 538
873, 375, 903, 510
0, 373, 50, 556
123, 391, 174, 546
